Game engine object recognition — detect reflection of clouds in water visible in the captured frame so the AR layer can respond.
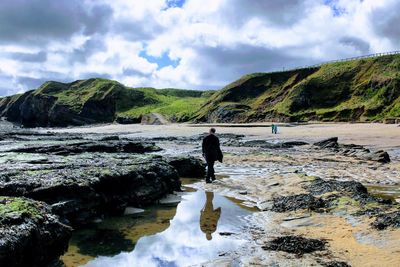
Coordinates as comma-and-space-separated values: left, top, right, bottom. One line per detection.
83, 191, 250, 267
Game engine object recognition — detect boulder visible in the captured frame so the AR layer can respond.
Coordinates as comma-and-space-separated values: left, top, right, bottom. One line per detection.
365, 150, 391, 163
166, 156, 206, 178
0, 197, 71, 267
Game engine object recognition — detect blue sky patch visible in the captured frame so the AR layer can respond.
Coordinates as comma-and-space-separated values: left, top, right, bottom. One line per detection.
140, 50, 180, 69
324, 0, 346, 16
166, 0, 185, 8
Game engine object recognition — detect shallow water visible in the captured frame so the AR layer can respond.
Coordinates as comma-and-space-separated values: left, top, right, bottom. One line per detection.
62, 189, 254, 267
366, 184, 400, 202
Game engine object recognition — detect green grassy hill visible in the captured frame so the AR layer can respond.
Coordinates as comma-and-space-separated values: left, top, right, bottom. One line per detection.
1, 54, 399, 127
0, 78, 209, 126
194, 54, 400, 122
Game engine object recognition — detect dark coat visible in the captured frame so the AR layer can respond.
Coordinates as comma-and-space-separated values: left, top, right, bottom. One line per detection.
202, 134, 223, 162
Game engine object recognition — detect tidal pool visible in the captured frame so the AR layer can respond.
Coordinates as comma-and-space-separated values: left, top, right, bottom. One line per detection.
366, 184, 400, 202
62, 189, 254, 267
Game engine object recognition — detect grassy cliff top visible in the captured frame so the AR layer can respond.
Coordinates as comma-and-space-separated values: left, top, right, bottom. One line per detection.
194, 54, 400, 122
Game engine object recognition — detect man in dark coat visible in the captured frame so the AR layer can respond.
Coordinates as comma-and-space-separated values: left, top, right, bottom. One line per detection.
202, 128, 223, 183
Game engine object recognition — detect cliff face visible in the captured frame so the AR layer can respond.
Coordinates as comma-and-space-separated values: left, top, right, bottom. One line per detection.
194, 54, 400, 122
0, 79, 120, 127
1, 54, 400, 126
0, 78, 207, 127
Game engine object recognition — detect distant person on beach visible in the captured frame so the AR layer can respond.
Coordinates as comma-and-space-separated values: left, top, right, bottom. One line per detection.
200, 191, 221, 241
271, 124, 278, 134
202, 128, 223, 183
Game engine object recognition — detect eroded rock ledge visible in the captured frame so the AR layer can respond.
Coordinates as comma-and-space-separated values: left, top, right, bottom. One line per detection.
0, 154, 180, 226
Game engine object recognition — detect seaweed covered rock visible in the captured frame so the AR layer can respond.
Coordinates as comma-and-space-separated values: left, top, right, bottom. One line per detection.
272, 194, 326, 212
305, 178, 368, 199
372, 211, 400, 230
323, 261, 352, 267
0, 197, 71, 267
165, 156, 206, 178
262, 235, 326, 255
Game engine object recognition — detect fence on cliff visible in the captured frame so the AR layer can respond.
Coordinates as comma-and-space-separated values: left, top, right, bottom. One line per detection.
269, 50, 400, 74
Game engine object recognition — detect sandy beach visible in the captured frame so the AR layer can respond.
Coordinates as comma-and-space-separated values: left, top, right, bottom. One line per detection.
50, 122, 400, 148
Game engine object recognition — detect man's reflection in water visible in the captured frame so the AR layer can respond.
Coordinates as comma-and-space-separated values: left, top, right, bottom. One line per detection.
200, 191, 221, 241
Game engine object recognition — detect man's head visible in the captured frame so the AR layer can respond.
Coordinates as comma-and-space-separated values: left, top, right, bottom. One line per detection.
209, 128, 216, 135
206, 233, 212, 240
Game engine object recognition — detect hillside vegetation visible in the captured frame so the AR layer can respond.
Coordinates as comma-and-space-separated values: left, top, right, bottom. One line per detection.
0, 78, 209, 126
194, 54, 400, 122
0, 54, 399, 126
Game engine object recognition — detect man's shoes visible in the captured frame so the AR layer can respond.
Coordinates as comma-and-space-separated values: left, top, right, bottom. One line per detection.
205, 179, 212, 184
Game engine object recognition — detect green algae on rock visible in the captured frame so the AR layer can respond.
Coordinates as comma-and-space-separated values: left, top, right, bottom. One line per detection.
0, 197, 72, 267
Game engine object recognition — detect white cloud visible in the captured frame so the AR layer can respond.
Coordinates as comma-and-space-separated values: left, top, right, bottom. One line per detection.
0, 0, 399, 96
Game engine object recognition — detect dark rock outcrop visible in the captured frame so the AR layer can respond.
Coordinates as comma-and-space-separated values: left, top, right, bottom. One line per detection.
323, 261, 352, 267
313, 137, 339, 149
0, 197, 72, 267
313, 137, 391, 163
206, 103, 251, 123
372, 211, 400, 230
115, 116, 141, 124
237, 140, 309, 148
0, 154, 180, 226
166, 156, 206, 178
5, 139, 162, 155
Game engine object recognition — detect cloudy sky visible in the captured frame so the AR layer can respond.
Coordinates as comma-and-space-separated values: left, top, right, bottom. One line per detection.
0, 0, 399, 96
